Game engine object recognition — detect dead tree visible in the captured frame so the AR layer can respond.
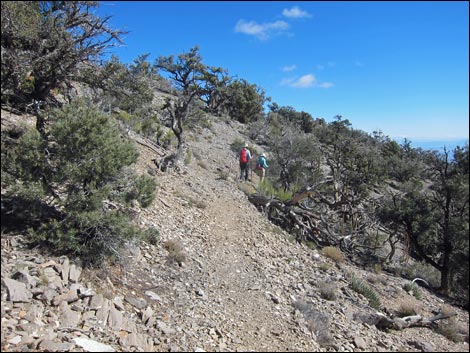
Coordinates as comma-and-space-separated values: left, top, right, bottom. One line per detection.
367, 311, 457, 331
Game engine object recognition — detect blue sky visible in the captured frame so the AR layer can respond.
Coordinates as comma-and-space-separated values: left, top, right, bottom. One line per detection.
96, 1, 469, 144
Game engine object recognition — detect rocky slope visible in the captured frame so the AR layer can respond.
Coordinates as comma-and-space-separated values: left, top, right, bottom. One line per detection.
1, 111, 469, 352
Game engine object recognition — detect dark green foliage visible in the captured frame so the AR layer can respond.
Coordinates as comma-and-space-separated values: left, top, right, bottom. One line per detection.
124, 174, 158, 208
50, 102, 139, 189
1, 1, 124, 107
274, 106, 315, 133
83, 55, 161, 114
254, 104, 468, 304
377, 145, 469, 301
32, 209, 139, 265
139, 227, 160, 245
154, 46, 216, 152
224, 79, 266, 124
199, 65, 231, 116
2, 100, 157, 264
256, 119, 322, 193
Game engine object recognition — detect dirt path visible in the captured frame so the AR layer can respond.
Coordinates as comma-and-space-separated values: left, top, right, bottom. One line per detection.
194, 191, 313, 351
127, 120, 323, 351
141, 165, 319, 351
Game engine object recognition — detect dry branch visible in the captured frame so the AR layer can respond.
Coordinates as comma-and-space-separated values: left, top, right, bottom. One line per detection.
373, 312, 457, 330
132, 136, 166, 156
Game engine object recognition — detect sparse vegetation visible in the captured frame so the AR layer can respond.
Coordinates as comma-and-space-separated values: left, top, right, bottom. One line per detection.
404, 282, 423, 301
436, 317, 463, 343
164, 239, 186, 266
216, 169, 230, 180
321, 246, 344, 264
373, 263, 382, 274
396, 297, 421, 317
318, 281, 337, 301
257, 178, 293, 202
184, 148, 193, 165
139, 227, 160, 246
319, 262, 332, 272
188, 197, 208, 210
293, 300, 332, 347
350, 276, 381, 310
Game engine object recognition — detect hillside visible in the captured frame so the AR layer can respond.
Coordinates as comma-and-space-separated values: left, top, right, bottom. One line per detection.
1, 110, 469, 352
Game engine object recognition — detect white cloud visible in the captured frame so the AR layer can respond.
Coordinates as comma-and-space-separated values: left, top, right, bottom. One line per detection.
235, 19, 289, 40
280, 74, 315, 88
292, 74, 315, 87
282, 64, 297, 72
281, 74, 333, 89
282, 6, 312, 19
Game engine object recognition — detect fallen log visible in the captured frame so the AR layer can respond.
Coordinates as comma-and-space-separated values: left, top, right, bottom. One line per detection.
371, 312, 457, 331
247, 193, 332, 246
133, 136, 166, 156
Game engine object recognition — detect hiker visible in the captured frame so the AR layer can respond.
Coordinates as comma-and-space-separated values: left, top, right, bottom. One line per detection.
255, 153, 269, 182
239, 143, 252, 181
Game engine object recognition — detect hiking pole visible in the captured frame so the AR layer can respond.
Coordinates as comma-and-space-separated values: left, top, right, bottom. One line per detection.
250, 159, 253, 181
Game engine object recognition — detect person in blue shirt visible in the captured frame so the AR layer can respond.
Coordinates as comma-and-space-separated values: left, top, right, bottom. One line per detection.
256, 153, 269, 182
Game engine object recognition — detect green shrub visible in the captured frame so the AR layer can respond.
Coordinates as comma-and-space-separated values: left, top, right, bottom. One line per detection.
121, 174, 157, 208
199, 117, 213, 129
139, 227, 160, 245
230, 138, 258, 157
319, 262, 332, 272
257, 178, 293, 202
32, 209, 138, 264
161, 130, 176, 148
403, 282, 423, 301
350, 276, 381, 310
2, 100, 156, 265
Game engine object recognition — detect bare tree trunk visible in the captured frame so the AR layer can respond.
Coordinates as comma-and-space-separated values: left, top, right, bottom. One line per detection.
373, 312, 456, 331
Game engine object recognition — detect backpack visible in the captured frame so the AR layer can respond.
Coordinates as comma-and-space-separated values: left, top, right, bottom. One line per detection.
239, 148, 248, 163
256, 156, 264, 170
